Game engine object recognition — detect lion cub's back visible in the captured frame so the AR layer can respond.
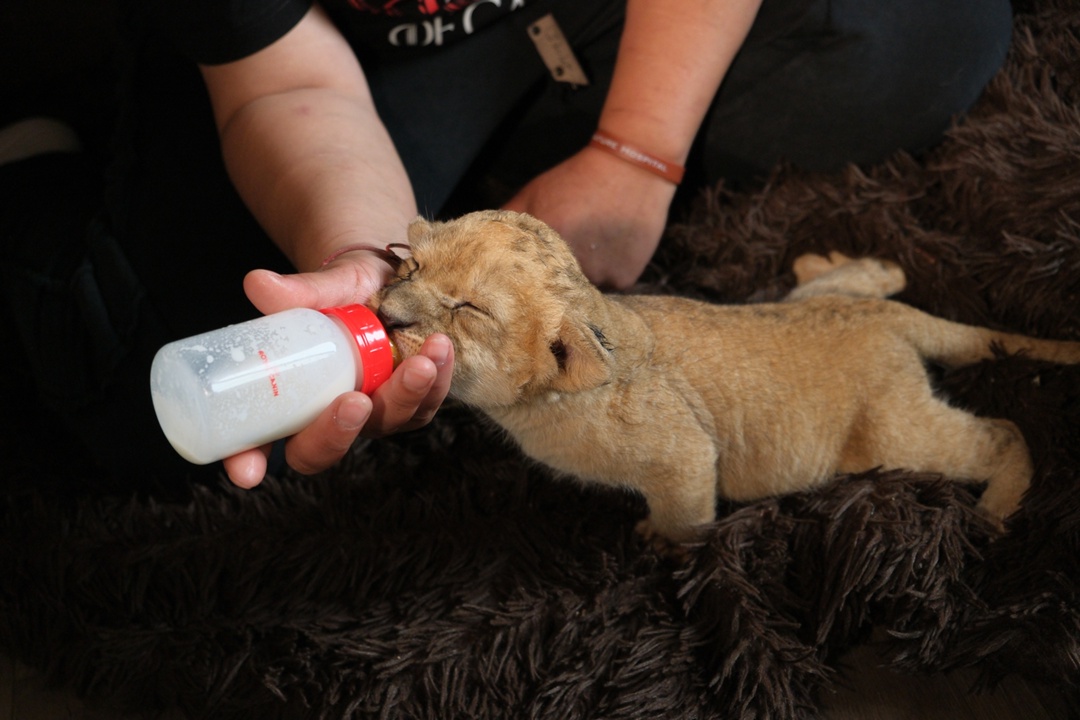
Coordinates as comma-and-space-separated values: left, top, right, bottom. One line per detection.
613, 293, 917, 388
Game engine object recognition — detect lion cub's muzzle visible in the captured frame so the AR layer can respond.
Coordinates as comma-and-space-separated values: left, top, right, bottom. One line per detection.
375, 308, 413, 334
374, 305, 427, 359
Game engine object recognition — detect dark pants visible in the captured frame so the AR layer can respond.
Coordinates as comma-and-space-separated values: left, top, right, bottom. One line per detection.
366, 0, 1013, 209
0, 0, 1013, 486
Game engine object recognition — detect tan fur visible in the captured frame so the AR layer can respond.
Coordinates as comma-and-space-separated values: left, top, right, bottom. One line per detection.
372, 210, 1080, 543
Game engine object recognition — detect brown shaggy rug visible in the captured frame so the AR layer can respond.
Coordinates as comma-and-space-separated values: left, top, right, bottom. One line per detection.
2, 1, 1079, 718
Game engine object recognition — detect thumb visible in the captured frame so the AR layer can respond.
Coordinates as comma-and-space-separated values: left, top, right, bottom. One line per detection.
244, 261, 387, 316
243, 269, 318, 315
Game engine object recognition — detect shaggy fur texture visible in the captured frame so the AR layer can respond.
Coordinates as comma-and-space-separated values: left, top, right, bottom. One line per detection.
2, 1, 1078, 717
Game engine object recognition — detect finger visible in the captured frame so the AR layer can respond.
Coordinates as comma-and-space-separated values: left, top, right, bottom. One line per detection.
363, 355, 438, 438
417, 333, 454, 419
223, 446, 271, 489
284, 391, 373, 475
400, 333, 454, 430
362, 333, 453, 437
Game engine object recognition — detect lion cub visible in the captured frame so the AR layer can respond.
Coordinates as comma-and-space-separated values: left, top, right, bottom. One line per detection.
372, 210, 1080, 543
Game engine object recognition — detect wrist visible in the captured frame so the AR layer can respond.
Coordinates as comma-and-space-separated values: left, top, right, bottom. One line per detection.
596, 106, 696, 166
288, 201, 415, 273
588, 130, 685, 185
575, 144, 679, 219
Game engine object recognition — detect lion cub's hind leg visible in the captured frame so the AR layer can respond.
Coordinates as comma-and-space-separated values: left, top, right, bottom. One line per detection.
968, 419, 1033, 528
846, 392, 1033, 532
788, 251, 906, 301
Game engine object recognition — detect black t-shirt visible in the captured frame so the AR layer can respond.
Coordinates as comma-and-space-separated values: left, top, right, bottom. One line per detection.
152, 0, 540, 65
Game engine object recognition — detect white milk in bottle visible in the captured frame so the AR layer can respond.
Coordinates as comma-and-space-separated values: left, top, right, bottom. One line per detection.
150, 305, 398, 464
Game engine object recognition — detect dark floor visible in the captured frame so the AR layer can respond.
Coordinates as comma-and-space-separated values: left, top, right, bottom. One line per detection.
1, 644, 1069, 719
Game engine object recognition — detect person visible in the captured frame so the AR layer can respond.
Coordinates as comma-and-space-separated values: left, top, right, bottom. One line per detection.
0, 0, 1013, 492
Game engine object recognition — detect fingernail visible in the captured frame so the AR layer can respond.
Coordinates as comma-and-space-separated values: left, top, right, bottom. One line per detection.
335, 395, 369, 431
428, 335, 452, 367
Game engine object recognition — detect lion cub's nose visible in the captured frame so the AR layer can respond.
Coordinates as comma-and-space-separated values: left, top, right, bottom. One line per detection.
376, 308, 414, 332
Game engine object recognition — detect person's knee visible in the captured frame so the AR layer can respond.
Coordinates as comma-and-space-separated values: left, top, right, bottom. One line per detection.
880, 0, 1013, 148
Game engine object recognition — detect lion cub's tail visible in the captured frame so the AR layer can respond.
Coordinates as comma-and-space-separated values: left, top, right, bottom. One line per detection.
900, 307, 1080, 368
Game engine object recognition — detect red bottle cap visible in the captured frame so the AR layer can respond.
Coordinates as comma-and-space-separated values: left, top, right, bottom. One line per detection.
320, 305, 398, 395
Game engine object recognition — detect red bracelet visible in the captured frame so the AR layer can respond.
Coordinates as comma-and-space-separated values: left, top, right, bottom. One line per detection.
588, 130, 685, 185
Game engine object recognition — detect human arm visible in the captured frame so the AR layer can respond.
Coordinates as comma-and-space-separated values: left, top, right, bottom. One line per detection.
197, 4, 453, 487
504, 0, 763, 289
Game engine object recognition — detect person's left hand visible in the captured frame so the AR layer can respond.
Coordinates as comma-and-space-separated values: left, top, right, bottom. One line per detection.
503, 144, 677, 289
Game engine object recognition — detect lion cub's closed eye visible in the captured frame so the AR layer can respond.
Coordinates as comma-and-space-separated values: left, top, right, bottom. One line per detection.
371, 209, 1080, 547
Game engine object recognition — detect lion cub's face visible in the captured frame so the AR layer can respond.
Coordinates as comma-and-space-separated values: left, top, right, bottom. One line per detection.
371, 210, 613, 409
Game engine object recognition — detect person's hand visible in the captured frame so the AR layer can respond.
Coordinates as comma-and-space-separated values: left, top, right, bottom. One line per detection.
503, 145, 677, 289
221, 252, 454, 488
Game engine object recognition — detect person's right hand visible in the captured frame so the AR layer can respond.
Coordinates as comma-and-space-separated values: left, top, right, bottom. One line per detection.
222, 252, 455, 489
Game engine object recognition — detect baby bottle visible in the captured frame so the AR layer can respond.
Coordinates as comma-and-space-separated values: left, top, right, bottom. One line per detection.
150, 304, 398, 465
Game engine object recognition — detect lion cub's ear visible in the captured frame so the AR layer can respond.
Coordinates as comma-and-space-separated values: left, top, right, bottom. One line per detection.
407, 216, 435, 246
549, 317, 613, 393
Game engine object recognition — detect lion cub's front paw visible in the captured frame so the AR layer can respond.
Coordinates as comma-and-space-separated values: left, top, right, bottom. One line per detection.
975, 490, 1021, 536
980, 514, 1007, 536
634, 518, 691, 560
792, 251, 853, 285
